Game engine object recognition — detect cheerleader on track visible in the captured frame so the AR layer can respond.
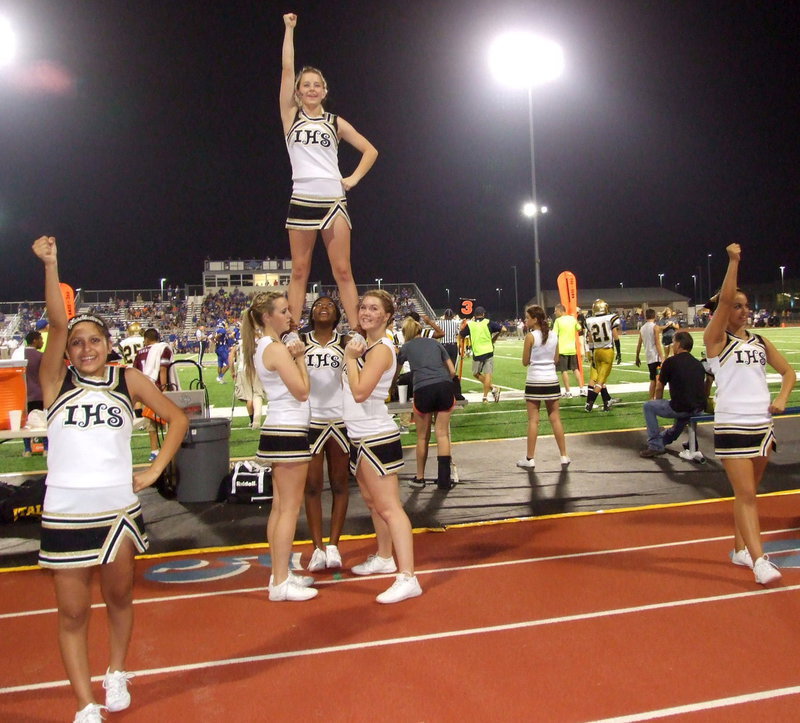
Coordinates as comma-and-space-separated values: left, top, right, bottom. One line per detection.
704, 243, 795, 584
33, 236, 188, 723
343, 290, 422, 604
517, 305, 570, 470
241, 292, 316, 601
302, 296, 351, 571
280, 13, 378, 329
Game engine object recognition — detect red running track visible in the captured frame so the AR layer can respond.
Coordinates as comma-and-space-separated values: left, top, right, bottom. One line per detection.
1, 492, 800, 722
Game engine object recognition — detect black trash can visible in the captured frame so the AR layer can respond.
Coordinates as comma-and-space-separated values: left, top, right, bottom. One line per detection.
175, 418, 231, 503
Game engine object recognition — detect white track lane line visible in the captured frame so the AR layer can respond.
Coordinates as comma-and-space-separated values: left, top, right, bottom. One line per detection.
2, 583, 799, 697
590, 684, 800, 722
3, 526, 800, 621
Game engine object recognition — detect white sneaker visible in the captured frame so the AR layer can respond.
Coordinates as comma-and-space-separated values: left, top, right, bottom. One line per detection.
753, 555, 781, 585
560, 456, 571, 467
730, 548, 753, 569
74, 703, 107, 723
103, 669, 132, 712
307, 548, 327, 572
491, 386, 501, 402
269, 572, 314, 589
325, 544, 342, 568
376, 573, 423, 604
516, 458, 535, 469
290, 571, 314, 587
268, 576, 318, 601
351, 554, 397, 576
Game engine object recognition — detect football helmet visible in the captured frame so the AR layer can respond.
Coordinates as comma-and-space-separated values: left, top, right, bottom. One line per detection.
128, 321, 143, 335
592, 299, 609, 315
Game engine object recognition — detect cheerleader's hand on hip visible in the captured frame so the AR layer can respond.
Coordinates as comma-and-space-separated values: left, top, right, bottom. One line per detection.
768, 397, 787, 415
133, 468, 161, 493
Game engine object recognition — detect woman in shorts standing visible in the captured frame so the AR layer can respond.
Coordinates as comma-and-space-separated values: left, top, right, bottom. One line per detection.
343, 290, 422, 604
704, 243, 795, 585
398, 315, 457, 490
280, 13, 378, 329
33, 236, 188, 723
241, 292, 315, 601
517, 305, 570, 470
302, 296, 351, 572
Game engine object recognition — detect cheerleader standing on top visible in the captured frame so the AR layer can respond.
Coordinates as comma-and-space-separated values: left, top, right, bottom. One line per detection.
704, 243, 795, 585
280, 12, 378, 330
33, 236, 188, 723
343, 290, 422, 604
241, 291, 317, 601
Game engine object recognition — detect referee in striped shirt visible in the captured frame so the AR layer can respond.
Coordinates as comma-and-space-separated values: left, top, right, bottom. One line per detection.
439, 309, 461, 366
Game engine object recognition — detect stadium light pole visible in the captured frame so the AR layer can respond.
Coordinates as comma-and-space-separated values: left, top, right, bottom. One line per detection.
160, 277, 167, 299
511, 266, 519, 319
658, 273, 664, 287
780, 265, 786, 293
496, 287, 502, 314
445, 287, 450, 307
489, 31, 563, 309
707, 253, 712, 297
375, 277, 383, 289
0, 15, 17, 68
692, 274, 697, 301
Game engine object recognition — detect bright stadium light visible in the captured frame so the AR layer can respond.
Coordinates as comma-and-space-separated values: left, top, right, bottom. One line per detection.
0, 16, 17, 67
522, 202, 548, 218
488, 33, 564, 89
490, 31, 563, 308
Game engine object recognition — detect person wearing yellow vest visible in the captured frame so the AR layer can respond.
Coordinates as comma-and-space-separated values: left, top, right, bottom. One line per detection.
553, 304, 586, 397
459, 306, 506, 402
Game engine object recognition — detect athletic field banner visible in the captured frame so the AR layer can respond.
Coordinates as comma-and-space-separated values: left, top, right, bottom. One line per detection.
59, 283, 75, 319
557, 271, 583, 377
556, 271, 577, 316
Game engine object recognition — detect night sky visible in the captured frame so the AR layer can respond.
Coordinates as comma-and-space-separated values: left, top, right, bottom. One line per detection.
1, 0, 799, 313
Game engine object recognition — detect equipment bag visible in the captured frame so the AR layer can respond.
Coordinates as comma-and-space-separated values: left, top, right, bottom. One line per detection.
0, 476, 46, 523
224, 461, 272, 503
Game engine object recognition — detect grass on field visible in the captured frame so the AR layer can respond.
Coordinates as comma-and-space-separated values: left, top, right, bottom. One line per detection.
2, 328, 800, 474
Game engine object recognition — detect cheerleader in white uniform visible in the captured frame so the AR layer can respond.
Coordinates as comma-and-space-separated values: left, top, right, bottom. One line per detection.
241, 291, 316, 601
517, 305, 570, 470
33, 236, 188, 723
343, 290, 422, 604
280, 13, 378, 329
302, 296, 351, 571
704, 243, 795, 585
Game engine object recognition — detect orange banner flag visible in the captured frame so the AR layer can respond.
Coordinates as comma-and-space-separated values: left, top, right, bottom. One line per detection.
59, 283, 76, 320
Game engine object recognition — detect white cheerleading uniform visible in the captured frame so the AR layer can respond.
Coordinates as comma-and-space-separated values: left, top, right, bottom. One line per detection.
709, 331, 771, 425
286, 110, 343, 197
39, 366, 147, 568
524, 330, 560, 401
305, 331, 346, 421
254, 336, 311, 463
46, 366, 135, 490
305, 330, 349, 456
254, 336, 311, 427
343, 337, 397, 440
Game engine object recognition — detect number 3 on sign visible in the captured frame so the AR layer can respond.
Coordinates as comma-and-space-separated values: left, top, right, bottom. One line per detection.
460, 299, 474, 316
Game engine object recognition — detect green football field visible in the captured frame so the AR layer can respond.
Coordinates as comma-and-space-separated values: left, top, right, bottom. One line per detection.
2, 328, 799, 473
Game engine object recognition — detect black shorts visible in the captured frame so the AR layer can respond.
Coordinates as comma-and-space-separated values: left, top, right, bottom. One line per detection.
413, 381, 456, 415
556, 354, 579, 372
647, 361, 661, 380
